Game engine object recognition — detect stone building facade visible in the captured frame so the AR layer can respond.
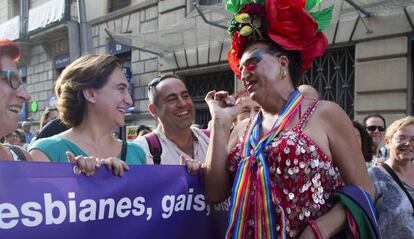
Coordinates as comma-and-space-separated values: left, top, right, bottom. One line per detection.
0, 0, 412, 129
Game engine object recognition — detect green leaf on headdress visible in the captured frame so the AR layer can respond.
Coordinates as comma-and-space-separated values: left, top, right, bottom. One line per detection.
305, 0, 321, 12
310, 5, 334, 32
226, 0, 242, 14
228, 18, 238, 34
240, 25, 253, 36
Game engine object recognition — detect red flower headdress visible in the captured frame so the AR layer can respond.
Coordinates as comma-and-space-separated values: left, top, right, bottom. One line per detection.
226, 0, 333, 77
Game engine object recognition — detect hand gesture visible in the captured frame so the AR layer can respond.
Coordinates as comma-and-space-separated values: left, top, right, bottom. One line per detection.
205, 90, 242, 126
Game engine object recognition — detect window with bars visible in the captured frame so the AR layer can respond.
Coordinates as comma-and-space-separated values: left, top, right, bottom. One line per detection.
300, 46, 355, 118
183, 70, 234, 128
108, 0, 130, 13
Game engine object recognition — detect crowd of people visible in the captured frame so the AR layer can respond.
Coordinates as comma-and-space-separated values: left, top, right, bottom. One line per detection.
0, 0, 413, 238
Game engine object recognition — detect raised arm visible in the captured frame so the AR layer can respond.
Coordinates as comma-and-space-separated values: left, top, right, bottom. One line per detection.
204, 91, 242, 203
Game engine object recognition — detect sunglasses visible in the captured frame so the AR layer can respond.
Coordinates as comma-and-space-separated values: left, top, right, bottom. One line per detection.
148, 75, 178, 90
148, 76, 162, 90
366, 125, 385, 132
0, 70, 23, 90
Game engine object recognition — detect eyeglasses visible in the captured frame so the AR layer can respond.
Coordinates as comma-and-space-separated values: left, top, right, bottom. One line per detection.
0, 70, 23, 90
366, 125, 385, 132
394, 135, 414, 144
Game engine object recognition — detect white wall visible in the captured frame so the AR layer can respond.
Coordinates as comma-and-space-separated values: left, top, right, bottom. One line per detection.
85, 0, 106, 21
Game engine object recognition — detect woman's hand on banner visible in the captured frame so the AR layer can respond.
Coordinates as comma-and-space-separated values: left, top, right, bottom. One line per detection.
66, 151, 129, 177
66, 151, 100, 176
100, 157, 129, 176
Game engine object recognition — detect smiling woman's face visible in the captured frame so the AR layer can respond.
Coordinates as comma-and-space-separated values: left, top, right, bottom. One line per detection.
0, 56, 30, 137
387, 124, 414, 162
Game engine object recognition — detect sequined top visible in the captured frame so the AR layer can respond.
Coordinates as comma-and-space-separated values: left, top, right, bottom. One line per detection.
227, 101, 344, 238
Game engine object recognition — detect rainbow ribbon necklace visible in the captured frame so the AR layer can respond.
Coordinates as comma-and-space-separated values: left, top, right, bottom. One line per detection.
226, 90, 304, 239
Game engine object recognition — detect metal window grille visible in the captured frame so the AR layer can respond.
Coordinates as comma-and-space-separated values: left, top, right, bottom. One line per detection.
183, 70, 234, 128
300, 46, 355, 118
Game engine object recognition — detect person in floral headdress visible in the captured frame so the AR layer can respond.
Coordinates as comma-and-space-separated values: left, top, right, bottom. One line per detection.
198, 0, 381, 238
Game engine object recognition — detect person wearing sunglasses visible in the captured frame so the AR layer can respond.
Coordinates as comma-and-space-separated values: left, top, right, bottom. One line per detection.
134, 75, 209, 167
368, 116, 414, 238
364, 114, 389, 163
0, 39, 31, 161
29, 54, 146, 176
199, 1, 379, 238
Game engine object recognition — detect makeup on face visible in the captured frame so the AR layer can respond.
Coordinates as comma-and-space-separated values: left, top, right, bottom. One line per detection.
240, 48, 266, 72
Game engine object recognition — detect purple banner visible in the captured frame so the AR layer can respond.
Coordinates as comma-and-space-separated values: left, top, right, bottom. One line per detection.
0, 161, 228, 239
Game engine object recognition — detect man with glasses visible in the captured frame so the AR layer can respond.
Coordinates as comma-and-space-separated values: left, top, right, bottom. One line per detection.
0, 39, 31, 161
134, 75, 209, 167
364, 113, 389, 163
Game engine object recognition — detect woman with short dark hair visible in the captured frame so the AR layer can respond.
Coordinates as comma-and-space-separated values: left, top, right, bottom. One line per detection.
30, 54, 146, 175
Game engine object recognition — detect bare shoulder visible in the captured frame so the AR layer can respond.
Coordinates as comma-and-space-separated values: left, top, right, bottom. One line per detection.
316, 100, 346, 115
312, 100, 356, 145
313, 100, 350, 126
